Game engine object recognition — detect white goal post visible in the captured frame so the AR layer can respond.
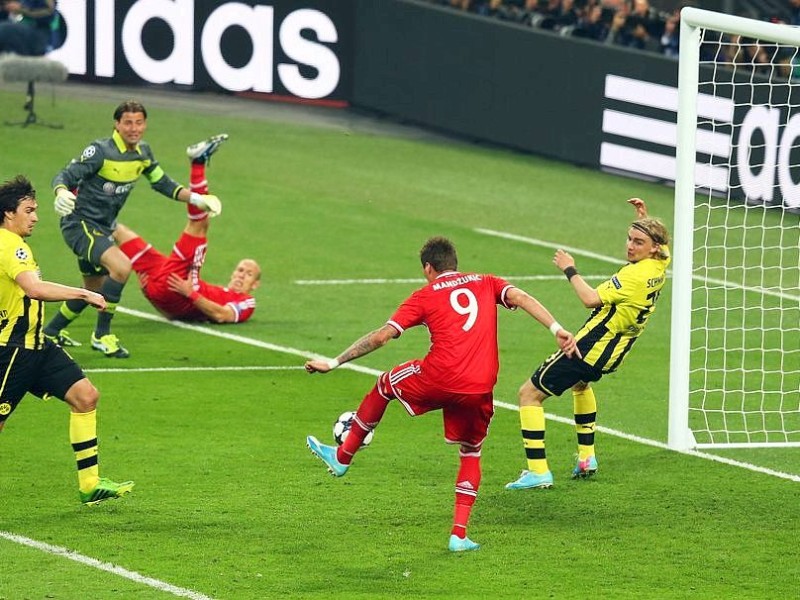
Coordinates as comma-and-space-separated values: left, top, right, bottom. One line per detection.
669, 8, 800, 450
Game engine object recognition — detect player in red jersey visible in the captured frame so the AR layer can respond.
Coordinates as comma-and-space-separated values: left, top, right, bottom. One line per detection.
114, 135, 260, 323
305, 237, 580, 552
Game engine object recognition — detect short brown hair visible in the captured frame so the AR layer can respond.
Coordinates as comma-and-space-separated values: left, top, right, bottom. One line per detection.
420, 237, 458, 272
0, 175, 35, 217
114, 100, 147, 121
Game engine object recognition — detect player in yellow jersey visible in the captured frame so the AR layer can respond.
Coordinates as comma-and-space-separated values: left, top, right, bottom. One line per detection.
506, 197, 670, 490
0, 175, 133, 505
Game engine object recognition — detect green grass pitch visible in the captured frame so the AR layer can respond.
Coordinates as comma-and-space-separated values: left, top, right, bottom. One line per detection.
0, 86, 798, 599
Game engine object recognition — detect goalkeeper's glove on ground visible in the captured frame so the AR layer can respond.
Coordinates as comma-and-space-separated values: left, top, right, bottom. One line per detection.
54, 187, 76, 217
189, 193, 222, 217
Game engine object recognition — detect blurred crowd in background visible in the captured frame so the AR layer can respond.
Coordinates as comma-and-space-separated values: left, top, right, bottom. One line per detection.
426, 0, 800, 79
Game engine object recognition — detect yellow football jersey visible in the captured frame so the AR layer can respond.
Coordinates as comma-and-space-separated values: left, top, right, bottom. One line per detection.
576, 247, 670, 373
0, 228, 43, 349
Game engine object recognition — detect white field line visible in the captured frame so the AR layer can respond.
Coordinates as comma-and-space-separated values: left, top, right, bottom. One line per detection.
0, 531, 215, 600
494, 401, 800, 482
295, 275, 607, 285
476, 227, 800, 302
475, 228, 624, 264
117, 307, 800, 483
8, 245, 798, 596
84, 365, 305, 374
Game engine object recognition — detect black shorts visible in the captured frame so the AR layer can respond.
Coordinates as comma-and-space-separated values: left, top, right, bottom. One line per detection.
531, 350, 603, 398
0, 341, 85, 423
60, 217, 113, 276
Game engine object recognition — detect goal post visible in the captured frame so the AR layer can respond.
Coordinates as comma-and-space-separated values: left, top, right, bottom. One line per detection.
668, 8, 800, 450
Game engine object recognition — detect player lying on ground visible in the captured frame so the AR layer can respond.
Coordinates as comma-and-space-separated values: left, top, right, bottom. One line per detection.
506, 197, 670, 490
44, 101, 222, 358
0, 175, 133, 505
114, 135, 260, 323
305, 237, 580, 552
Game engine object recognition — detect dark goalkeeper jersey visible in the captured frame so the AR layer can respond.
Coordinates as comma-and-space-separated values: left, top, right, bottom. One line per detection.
53, 129, 184, 233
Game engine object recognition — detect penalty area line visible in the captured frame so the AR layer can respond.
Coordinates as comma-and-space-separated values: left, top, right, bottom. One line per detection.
0, 531, 215, 600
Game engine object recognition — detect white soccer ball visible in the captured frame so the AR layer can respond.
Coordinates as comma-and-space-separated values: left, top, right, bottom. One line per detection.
333, 410, 374, 447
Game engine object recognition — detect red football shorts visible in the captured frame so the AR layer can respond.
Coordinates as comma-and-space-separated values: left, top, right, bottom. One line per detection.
119, 233, 207, 318
377, 360, 494, 448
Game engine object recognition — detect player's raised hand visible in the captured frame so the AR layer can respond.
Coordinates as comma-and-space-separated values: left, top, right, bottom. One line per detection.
628, 197, 648, 218
54, 187, 76, 217
553, 249, 575, 272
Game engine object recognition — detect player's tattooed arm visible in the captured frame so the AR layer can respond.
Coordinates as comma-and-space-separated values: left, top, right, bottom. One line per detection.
340, 324, 398, 363
305, 324, 398, 374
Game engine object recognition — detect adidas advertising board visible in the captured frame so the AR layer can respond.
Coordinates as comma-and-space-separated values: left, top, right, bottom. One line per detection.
48, 0, 349, 101
601, 74, 800, 211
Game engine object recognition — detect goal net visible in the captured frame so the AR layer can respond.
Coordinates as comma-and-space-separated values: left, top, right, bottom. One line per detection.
668, 8, 800, 450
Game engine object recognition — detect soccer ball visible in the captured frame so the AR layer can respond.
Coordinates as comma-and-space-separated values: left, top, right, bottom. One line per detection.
332, 411, 374, 447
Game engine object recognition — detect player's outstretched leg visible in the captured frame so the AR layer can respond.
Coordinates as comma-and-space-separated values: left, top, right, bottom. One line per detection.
506, 401, 553, 490
306, 435, 349, 477
186, 134, 229, 164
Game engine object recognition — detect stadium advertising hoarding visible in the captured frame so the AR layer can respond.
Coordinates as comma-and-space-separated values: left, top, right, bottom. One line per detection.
48, 0, 351, 102
351, 1, 800, 212
601, 71, 800, 212
46, 0, 800, 211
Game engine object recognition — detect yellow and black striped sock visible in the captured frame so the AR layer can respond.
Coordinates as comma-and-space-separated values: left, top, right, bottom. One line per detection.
573, 387, 597, 460
520, 405, 548, 474
70, 410, 99, 493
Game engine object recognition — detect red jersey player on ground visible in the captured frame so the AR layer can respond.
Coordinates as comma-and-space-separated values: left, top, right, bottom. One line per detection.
305, 237, 580, 552
114, 134, 260, 323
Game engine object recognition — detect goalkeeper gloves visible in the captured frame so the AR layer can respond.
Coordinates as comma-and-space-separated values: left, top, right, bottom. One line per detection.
54, 187, 76, 217
189, 193, 222, 217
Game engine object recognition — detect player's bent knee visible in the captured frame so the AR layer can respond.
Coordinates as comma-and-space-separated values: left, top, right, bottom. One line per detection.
519, 379, 547, 406
460, 443, 481, 455
518, 379, 534, 403
64, 378, 99, 412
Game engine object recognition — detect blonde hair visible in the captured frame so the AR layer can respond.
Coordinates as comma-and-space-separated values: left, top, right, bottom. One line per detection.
631, 218, 670, 259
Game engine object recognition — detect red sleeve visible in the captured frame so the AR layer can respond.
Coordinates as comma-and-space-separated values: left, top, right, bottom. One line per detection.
386, 288, 426, 335
199, 282, 256, 323
229, 297, 256, 323
486, 274, 516, 309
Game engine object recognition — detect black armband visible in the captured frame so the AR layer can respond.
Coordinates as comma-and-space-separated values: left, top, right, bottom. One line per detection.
564, 266, 579, 281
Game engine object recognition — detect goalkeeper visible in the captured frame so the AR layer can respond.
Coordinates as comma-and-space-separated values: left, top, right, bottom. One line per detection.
43, 100, 222, 358
506, 197, 670, 490
113, 135, 260, 324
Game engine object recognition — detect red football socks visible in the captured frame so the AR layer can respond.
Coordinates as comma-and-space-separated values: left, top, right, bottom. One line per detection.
451, 452, 481, 538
